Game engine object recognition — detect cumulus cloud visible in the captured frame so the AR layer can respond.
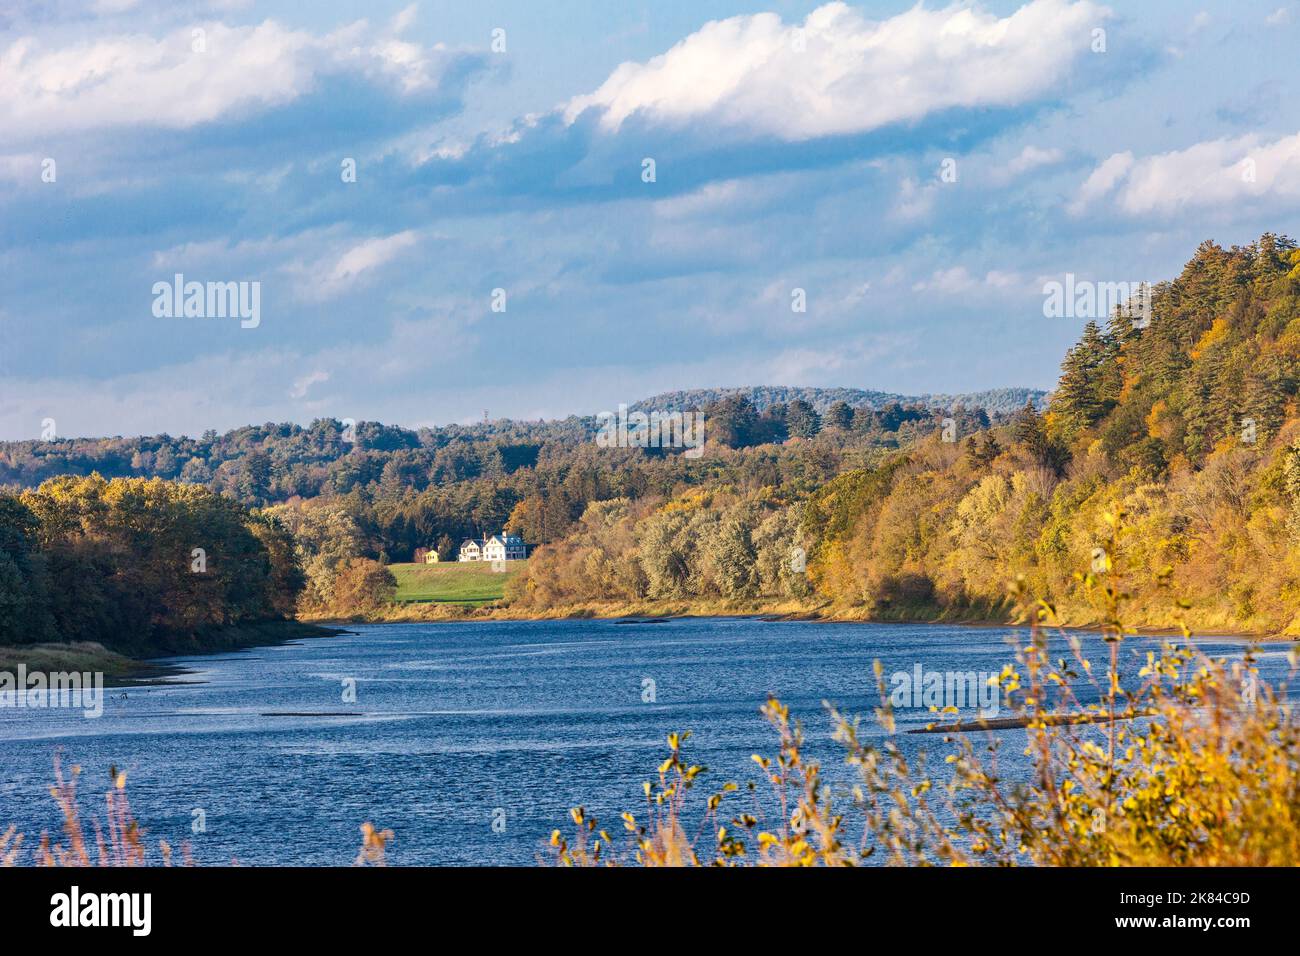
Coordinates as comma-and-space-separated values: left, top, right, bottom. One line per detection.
1074, 132, 1300, 216
563, 0, 1110, 142
0, 16, 463, 140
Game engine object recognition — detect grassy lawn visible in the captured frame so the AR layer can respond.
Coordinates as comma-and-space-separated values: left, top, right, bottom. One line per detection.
388, 560, 526, 605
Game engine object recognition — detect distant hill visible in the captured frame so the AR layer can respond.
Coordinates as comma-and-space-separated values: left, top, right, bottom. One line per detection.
629, 386, 1049, 417
0, 384, 1047, 498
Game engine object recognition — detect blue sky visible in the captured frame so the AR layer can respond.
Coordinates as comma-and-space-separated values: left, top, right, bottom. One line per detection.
1, 0, 1298, 439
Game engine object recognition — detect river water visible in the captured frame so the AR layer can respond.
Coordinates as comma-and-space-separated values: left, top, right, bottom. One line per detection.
0, 617, 1288, 865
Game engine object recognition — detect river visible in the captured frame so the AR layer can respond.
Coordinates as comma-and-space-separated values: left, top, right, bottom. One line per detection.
0, 617, 1288, 865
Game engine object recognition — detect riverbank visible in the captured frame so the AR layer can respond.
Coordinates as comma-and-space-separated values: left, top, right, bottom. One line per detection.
0, 642, 168, 686
0, 621, 343, 684
304, 596, 1297, 641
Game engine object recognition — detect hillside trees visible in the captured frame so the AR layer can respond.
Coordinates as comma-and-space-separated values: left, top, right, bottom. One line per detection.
3, 475, 302, 652
331, 558, 398, 616
0, 495, 54, 645
509, 234, 1300, 632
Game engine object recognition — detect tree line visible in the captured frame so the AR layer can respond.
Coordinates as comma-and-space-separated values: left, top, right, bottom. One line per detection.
0, 476, 302, 654
510, 234, 1300, 633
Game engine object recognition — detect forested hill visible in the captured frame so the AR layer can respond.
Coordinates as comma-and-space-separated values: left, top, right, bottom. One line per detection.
630, 386, 1048, 416
1047, 233, 1300, 468
5, 233, 1299, 641
512, 233, 1300, 635
0, 387, 1038, 500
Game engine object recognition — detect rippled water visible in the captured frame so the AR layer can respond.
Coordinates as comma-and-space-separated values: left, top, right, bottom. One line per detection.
0, 618, 1287, 866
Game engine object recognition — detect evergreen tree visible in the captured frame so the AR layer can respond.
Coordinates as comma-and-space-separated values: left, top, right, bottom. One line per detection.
706, 395, 761, 448
825, 401, 854, 431
1013, 399, 1062, 471
1051, 321, 1119, 442
785, 399, 821, 439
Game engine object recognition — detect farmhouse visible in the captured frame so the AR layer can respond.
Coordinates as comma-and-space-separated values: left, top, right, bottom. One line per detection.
458, 531, 527, 562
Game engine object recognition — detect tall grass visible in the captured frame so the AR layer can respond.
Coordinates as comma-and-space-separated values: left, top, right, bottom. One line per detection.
553, 511, 1300, 866
1, 754, 391, 867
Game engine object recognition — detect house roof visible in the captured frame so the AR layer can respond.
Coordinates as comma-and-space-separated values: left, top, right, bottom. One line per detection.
460, 533, 524, 549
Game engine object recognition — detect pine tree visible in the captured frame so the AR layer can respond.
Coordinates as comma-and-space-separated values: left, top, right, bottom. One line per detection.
1051, 321, 1119, 442
785, 400, 821, 439
1013, 399, 1053, 467
825, 400, 854, 431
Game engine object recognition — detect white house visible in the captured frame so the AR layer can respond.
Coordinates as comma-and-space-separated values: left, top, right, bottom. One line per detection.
482, 531, 526, 562
458, 531, 526, 562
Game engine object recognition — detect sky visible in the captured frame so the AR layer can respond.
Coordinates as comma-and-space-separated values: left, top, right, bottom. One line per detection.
1, 0, 1298, 440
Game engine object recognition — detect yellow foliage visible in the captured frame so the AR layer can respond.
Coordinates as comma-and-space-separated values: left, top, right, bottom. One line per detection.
1145, 398, 1170, 441
1189, 317, 1229, 361
554, 523, 1300, 867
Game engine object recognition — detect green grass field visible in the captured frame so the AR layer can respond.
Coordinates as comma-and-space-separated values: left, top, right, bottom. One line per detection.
388, 561, 526, 605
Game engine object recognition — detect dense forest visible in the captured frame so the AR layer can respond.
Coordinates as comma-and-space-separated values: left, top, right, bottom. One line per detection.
0, 390, 1001, 626
3, 234, 1297, 641
510, 234, 1300, 634
0, 386, 1030, 498
0, 476, 302, 654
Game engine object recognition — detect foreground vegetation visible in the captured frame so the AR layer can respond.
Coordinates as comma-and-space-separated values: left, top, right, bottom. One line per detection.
0, 642, 148, 683
552, 529, 1300, 866
0, 758, 391, 867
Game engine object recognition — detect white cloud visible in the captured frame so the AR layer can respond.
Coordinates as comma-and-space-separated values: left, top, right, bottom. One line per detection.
564, 0, 1109, 142
296, 230, 421, 301
1006, 145, 1066, 176
289, 369, 329, 399
912, 267, 1024, 295
0, 152, 43, 184
891, 176, 939, 222
0, 17, 458, 140
0, 303, 477, 439
763, 335, 909, 384
331, 231, 419, 282
92, 0, 142, 13
1067, 150, 1134, 215
653, 180, 743, 219
390, 4, 419, 35
149, 233, 290, 270
984, 270, 1021, 289
1074, 133, 1300, 216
